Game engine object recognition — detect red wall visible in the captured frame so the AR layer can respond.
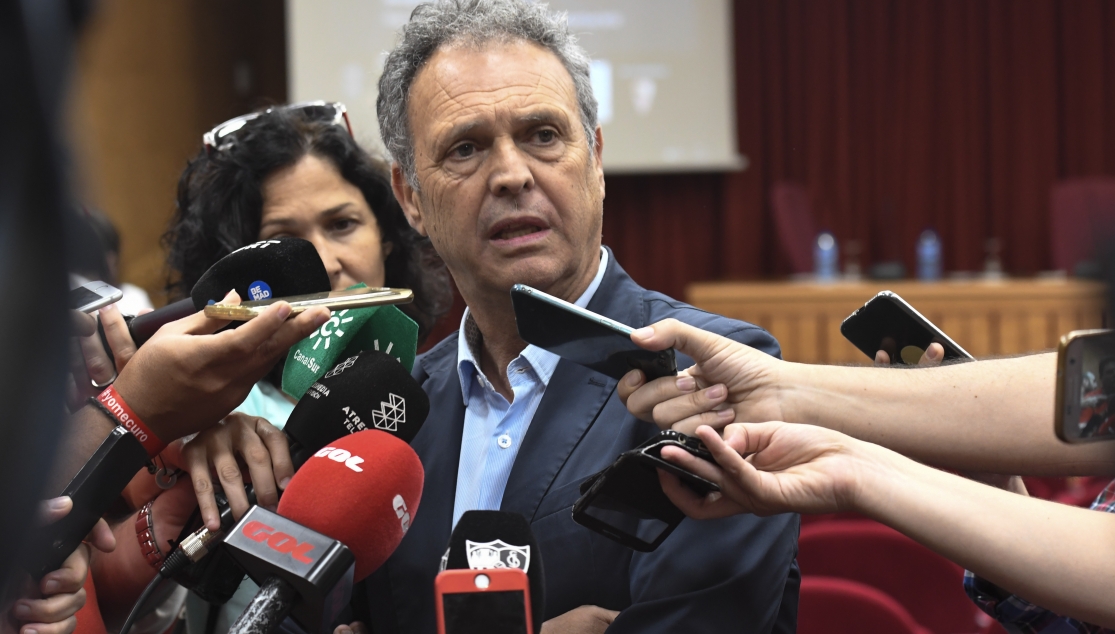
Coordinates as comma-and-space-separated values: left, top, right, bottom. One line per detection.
607, 0, 1115, 296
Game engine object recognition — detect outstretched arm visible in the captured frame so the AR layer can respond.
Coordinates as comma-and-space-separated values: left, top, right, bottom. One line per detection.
658, 422, 1115, 628
619, 319, 1114, 475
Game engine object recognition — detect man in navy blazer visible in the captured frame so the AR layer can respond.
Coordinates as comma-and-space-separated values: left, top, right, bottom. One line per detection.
360, 1, 800, 632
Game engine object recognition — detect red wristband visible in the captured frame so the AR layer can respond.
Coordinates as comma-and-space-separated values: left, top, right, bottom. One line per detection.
135, 501, 164, 569
97, 385, 166, 457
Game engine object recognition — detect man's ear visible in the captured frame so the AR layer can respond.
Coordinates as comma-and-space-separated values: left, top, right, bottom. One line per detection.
391, 163, 427, 236
592, 125, 605, 200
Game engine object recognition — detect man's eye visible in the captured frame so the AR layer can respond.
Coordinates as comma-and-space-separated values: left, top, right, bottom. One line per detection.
536, 129, 555, 143
451, 143, 475, 158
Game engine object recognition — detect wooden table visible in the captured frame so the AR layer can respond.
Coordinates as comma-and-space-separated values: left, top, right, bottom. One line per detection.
686, 279, 1107, 364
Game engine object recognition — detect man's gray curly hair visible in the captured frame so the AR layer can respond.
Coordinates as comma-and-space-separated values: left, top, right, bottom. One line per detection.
377, 0, 598, 189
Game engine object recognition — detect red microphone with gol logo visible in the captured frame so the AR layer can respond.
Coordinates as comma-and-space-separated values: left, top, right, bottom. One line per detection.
222, 430, 424, 634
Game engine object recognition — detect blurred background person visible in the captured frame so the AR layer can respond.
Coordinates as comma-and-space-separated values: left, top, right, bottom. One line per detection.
66, 206, 154, 315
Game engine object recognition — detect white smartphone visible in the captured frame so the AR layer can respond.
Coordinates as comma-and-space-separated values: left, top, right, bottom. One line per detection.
203, 286, 413, 320
69, 281, 123, 313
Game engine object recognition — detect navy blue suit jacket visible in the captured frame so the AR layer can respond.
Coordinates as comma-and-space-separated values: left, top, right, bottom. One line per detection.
364, 252, 800, 633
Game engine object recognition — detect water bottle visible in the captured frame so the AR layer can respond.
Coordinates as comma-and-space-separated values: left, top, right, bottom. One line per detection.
814, 231, 838, 282
917, 229, 941, 281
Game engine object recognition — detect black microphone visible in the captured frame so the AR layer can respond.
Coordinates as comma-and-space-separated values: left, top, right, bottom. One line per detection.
283, 349, 430, 467
169, 351, 430, 602
113, 238, 331, 348
441, 510, 546, 634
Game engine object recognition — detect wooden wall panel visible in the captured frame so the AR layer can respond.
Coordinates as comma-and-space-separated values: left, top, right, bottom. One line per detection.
69, 0, 287, 303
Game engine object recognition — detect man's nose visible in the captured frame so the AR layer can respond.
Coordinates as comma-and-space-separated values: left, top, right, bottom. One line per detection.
487, 138, 535, 197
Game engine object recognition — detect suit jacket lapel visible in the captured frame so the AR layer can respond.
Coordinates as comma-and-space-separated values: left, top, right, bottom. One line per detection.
500, 361, 615, 520
500, 249, 644, 521
402, 348, 465, 566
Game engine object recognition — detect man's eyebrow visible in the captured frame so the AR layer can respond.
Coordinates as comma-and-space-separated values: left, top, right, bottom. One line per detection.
439, 120, 487, 147
515, 110, 568, 126
436, 109, 571, 148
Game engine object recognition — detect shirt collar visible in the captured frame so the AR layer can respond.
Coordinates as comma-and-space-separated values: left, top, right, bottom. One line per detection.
457, 247, 609, 403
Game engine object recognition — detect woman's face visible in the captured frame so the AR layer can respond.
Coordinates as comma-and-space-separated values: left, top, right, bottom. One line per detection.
259, 154, 391, 291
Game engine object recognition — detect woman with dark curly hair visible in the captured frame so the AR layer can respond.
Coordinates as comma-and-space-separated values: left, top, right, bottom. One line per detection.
166, 101, 450, 342
150, 102, 450, 634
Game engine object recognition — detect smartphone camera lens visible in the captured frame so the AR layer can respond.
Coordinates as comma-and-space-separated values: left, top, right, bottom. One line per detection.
474, 574, 490, 589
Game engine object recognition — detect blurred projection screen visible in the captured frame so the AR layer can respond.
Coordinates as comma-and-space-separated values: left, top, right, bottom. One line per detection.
287, 0, 743, 173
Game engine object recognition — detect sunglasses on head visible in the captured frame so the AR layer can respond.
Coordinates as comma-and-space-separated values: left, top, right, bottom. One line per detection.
202, 101, 352, 153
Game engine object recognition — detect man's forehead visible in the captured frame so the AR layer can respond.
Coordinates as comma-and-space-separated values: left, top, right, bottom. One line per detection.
410, 40, 579, 128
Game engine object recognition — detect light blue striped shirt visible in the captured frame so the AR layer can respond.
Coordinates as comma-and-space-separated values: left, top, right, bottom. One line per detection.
452, 248, 609, 528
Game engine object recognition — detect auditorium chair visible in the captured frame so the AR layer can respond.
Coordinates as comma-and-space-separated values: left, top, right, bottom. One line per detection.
1050, 177, 1115, 274
1023, 476, 1109, 508
798, 576, 931, 634
770, 181, 818, 274
798, 520, 994, 634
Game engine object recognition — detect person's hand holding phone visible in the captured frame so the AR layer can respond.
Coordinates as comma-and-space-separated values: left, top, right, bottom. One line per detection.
110, 292, 329, 443
66, 306, 148, 411
874, 342, 945, 367
4, 498, 116, 634
617, 319, 785, 436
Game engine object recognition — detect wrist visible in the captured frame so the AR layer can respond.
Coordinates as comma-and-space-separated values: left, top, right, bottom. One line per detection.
844, 441, 917, 519
135, 500, 165, 569
93, 385, 166, 457
766, 360, 810, 424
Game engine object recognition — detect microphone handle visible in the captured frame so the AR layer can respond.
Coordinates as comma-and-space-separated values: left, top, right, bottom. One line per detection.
128, 297, 197, 346
228, 576, 298, 634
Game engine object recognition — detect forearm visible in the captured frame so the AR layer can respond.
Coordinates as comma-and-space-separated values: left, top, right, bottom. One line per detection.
47, 406, 120, 495
92, 481, 197, 628
853, 443, 1115, 626
780, 353, 1115, 475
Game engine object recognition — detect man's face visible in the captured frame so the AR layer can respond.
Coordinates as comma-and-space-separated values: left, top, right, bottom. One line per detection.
393, 40, 605, 302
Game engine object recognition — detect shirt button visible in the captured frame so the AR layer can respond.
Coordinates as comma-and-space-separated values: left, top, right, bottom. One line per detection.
497, 434, 512, 449
516, 368, 526, 374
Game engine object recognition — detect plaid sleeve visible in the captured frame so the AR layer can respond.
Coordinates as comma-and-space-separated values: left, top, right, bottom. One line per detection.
962, 479, 1115, 634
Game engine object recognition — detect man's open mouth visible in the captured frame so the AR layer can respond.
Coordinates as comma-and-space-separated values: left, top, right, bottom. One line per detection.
495, 225, 544, 240
489, 218, 549, 241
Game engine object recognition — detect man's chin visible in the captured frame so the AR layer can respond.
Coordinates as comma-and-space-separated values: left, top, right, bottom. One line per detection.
488, 255, 567, 293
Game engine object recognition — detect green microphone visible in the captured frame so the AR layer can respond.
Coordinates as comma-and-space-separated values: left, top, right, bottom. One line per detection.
282, 284, 419, 400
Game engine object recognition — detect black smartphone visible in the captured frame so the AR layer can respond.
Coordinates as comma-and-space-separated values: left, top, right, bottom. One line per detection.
510, 284, 677, 381
1055, 329, 1115, 443
26, 427, 150, 579
572, 431, 719, 552
840, 291, 973, 364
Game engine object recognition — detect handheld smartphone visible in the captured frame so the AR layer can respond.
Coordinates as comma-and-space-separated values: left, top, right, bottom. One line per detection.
26, 427, 150, 580
435, 568, 533, 634
69, 281, 122, 313
203, 287, 413, 320
572, 431, 719, 552
510, 284, 677, 381
1055, 329, 1115, 443
841, 291, 973, 364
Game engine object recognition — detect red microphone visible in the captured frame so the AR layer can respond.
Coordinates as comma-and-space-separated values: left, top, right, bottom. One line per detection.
279, 429, 425, 580
223, 430, 424, 634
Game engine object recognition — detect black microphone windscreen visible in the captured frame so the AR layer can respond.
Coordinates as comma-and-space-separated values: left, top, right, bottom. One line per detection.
190, 237, 330, 309
444, 510, 546, 632
284, 350, 429, 456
